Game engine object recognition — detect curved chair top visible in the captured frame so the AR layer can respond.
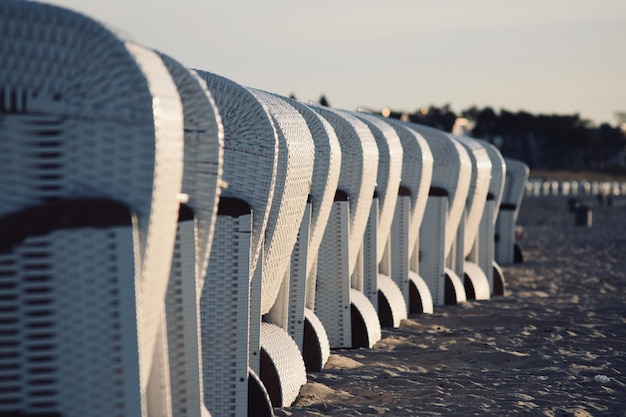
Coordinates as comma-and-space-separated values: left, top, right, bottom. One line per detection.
476, 140, 506, 225
247, 89, 315, 314
353, 112, 403, 263
405, 123, 471, 259
375, 117, 434, 254
0, 0, 185, 389
310, 106, 379, 276
195, 71, 278, 280
157, 53, 224, 286
502, 158, 529, 221
452, 135, 492, 256
277, 98, 342, 279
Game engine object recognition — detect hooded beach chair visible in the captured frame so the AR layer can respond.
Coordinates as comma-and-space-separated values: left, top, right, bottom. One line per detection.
194, 71, 278, 417
272, 98, 341, 373
351, 112, 407, 328
310, 106, 381, 349
245, 88, 314, 409
0, 2, 185, 416
451, 135, 492, 301
156, 54, 223, 417
475, 140, 506, 295
375, 117, 435, 315
405, 123, 472, 305
495, 158, 529, 265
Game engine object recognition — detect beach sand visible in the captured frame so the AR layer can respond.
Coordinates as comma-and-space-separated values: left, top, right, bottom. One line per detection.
275, 195, 626, 416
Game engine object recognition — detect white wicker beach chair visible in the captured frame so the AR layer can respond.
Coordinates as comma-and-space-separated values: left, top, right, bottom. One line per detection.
310, 106, 381, 349
0, 2, 184, 416
246, 89, 314, 408
451, 135, 492, 301
273, 98, 341, 372
495, 158, 529, 266
194, 71, 278, 417
475, 140, 506, 295
405, 123, 471, 305
352, 112, 407, 328
375, 117, 434, 315
157, 53, 223, 417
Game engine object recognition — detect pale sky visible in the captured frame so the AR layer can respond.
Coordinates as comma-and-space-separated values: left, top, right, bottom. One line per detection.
45, 0, 625, 125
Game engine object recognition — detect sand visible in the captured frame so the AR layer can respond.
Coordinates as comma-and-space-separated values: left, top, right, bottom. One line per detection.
275, 195, 626, 416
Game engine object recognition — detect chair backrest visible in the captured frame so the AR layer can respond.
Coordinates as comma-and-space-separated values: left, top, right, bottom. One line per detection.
405, 123, 472, 259
352, 113, 403, 263
376, 117, 434, 256
310, 106, 379, 276
246, 89, 315, 314
277, 99, 342, 283
158, 53, 223, 284
477, 140, 506, 225
502, 158, 530, 221
157, 53, 223, 417
195, 70, 278, 281
452, 135, 492, 257
0, 1, 184, 412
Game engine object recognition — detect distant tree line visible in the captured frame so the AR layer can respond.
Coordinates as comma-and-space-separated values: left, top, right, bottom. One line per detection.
381, 104, 626, 172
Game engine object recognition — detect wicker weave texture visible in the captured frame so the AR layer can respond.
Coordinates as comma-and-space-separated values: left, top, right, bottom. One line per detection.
502, 158, 529, 221
453, 136, 492, 257
201, 212, 252, 417
278, 99, 342, 284
247, 89, 314, 314
353, 113, 403, 263
158, 54, 223, 281
195, 70, 278, 282
379, 118, 434, 256
0, 228, 142, 416
260, 322, 307, 407
477, 140, 506, 226
0, 0, 185, 404
310, 106, 379, 276
406, 123, 471, 260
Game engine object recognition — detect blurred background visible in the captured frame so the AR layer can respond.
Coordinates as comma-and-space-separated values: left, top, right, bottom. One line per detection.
45, 0, 626, 175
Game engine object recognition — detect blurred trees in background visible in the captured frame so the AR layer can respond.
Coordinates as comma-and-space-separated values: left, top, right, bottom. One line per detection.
381, 105, 626, 172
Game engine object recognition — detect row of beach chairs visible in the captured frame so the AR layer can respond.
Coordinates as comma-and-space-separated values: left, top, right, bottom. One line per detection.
0, 2, 529, 416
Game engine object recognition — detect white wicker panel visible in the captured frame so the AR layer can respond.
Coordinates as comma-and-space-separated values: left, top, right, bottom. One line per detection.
377, 273, 407, 328
286, 202, 311, 350
420, 196, 447, 305
157, 53, 223, 417
303, 308, 330, 371
352, 113, 403, 262
477, 140, 506, 225
452, 136, 492, 257
477, 200, 496, 292
314, 199, 351, 348
360, 198, 379, 309
195, 70, 278, 282
201, 211, 252, 417
247, 89, 314, 315
408, 270, 434, 314
444, 267, 467, 304
259, 322, 307, 407
464, 261, 490, 300
390, 196, 410, 304
158, 54, 223, 278
0, 227, 143, 417
310, 106, 379, 276
164, 220, 205, 417
0, 1, 185, 394
272, 99, 342, 283
502, 158, 529, 221
379, 118, 434, 257
495, 210, 516, 265
405, 123, 471, 260
349, 288, 382, 348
